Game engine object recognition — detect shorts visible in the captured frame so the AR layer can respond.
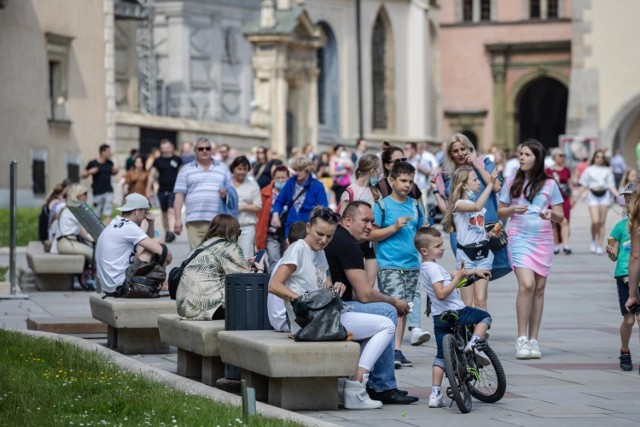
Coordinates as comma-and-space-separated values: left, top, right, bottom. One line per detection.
157, 190, 175, 212
93, 192, 114, 217
456, 247, 494, 271
616, 276, 639, 316
377, 268, 419, 303
588, 190, 610, 206
433, 306, 492, 363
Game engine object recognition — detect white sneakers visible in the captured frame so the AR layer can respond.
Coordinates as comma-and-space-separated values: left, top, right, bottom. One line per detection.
529, 339, 542, 359
410, 327, 431, 346
343, 374, 383, 410
590, 241, 597, 253
464, 341, 491, 366
516, 336, 542, 359
428, 392, 446, 408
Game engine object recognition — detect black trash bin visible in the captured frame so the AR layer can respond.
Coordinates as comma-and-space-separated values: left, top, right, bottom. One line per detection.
224, 272, 272, 379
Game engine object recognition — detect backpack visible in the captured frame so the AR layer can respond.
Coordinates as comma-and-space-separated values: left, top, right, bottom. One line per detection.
110, 244, 169, 298
168, 239, 224, 299
374, 197, 423, 227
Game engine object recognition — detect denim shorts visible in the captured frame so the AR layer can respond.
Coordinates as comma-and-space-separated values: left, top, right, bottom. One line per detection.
616, 276, 639, 316
433, 306, 492, 362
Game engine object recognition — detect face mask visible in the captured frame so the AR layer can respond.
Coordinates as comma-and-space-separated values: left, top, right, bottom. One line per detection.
466, 189, 477, 201
369, 176, 380, 186
274, 181, 284, 190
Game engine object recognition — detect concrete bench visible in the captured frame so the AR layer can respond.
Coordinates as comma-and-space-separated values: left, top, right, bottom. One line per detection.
218, 330, 360, 411
157, 314, 225, 386
26, 241, 85, 291
89, 294, 176, 354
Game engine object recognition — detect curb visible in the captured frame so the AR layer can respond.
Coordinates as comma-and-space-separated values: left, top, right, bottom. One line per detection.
17, 329, 339, 427
0, 247, 26, 255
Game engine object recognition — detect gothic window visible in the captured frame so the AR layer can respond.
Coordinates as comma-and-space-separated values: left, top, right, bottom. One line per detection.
462, 0, 473, 22
530, 0, 541, 19
372, 14, 387, 130
480, 0, 491, 21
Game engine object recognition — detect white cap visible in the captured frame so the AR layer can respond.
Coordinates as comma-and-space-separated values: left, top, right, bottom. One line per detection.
117, 193, 150, 212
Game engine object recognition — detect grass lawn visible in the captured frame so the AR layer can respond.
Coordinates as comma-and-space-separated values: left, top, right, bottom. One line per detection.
0, 207, 40, 247
0, 330, 301, 427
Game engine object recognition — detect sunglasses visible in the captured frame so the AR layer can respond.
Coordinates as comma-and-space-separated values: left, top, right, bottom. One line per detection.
387, 157, 408, 164
557, 154, 565, 157
310, 208, 340, 223
196, 146, 212, 152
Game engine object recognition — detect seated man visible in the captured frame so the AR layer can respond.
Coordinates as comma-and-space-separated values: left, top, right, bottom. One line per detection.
96, 193, 172, 295
324, 201, 418, 404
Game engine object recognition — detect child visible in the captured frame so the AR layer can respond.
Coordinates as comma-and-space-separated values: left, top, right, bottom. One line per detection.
605, 182, 640, 371
414, 226, 492, 408
369, 161, 427, 368
442, 166, 498, 310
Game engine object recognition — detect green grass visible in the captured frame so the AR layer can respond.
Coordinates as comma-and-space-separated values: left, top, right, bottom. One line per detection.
0, 330, 301, 427
0, 207, 40, 247
0, 266, 6, 281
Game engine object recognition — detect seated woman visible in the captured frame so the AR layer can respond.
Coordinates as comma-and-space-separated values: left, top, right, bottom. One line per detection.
56, 184, 95, 263
176, 214, 249, 320
268, 206, 395, 410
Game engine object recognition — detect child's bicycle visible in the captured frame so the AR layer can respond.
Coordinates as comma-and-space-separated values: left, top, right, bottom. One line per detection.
440, 310, 507, 413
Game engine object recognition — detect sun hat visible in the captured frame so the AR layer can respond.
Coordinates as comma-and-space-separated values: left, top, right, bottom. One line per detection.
117, 193, 150, 212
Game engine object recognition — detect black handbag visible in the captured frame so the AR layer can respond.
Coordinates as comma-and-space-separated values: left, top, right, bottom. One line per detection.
291, 288, 348, 342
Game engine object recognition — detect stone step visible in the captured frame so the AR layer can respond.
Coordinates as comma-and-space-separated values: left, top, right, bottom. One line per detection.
26, 316, 108, 335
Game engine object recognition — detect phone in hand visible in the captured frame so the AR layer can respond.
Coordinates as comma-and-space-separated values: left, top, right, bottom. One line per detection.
251, 249, 268, 273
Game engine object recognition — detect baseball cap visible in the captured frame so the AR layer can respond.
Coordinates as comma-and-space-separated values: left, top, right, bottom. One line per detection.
117, 193, 150, 212
621, 182, 637, 195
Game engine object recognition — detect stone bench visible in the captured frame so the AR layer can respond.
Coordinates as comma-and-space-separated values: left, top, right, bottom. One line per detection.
217, 330, 360, 411
26, 241, 85, 291
89, 294, 176, 354
26, 316, 108, 337
157, 314, 225, 385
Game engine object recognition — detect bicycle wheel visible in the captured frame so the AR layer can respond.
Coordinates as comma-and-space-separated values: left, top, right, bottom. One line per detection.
443, 334, 472, 413
468, 345, 506, 403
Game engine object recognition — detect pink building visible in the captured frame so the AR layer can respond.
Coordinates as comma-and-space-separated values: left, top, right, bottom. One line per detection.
439, 0, 573, 152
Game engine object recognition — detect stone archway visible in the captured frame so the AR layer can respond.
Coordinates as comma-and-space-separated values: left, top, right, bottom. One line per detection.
516, 77, 568, 150
603, 92, 640, 167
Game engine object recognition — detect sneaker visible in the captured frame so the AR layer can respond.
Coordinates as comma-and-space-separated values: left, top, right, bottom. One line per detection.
595, 247, 604, 255
343, 374, 383, 410
516, 336, 531, 359
528, 339, 542, 359
165, 232, 176, 243
563, 246, 572, 255
590, 241, 596, 253
464, 340, 491, 366
394, 351, 402, 369
366, 388, 418, 404
428, 392, 446, 408
554, 246, 561, 254
620, 353, 633, 371
395, 350, 413, 367
410, 328, 431, 346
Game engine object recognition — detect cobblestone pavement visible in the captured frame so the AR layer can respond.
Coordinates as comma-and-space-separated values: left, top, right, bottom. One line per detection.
2, 202, 640, 426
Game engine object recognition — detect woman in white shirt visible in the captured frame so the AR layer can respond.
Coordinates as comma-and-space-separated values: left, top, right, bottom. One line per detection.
56, 184, 95, 262
230, 155, 262, 260
269, 207, 394, 410
574, 150, 619, 254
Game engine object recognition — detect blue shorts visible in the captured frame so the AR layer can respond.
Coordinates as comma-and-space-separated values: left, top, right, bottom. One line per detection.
157, 191, 175, 212
616, 276, 639, 316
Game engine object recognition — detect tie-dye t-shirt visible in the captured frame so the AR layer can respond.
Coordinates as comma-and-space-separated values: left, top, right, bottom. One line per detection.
499, 177, 564, 277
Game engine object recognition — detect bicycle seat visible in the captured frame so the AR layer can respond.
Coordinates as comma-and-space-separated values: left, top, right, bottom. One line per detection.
440, 310, 459, 324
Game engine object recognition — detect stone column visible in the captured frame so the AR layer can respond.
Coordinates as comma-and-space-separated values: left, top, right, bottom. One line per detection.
166, 12, 191, 117
491, 58, 507, 148
406, 0, 429, 138
272, 58, 289, 157
307, 65, 320, 149
104, 0, 116, 148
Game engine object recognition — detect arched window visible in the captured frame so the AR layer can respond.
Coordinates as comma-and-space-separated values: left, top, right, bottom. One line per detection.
372, 10, 394, 131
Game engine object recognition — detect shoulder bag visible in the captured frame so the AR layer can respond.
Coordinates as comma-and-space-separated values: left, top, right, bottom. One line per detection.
168, 239, 224, 299
291, 288, 348, 342
279, 187, 307, 236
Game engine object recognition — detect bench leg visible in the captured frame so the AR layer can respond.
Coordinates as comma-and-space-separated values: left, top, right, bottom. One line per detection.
177, 349, 202, 379
34, 274, 74, 291
240, 370, 269, 401
116, 328, 169, 354
269, 377, 338, 411
107, 326, 118, 349
201, 356, 225, 386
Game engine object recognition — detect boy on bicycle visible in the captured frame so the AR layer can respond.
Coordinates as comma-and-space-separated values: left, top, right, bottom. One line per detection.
415, 226, 492, 408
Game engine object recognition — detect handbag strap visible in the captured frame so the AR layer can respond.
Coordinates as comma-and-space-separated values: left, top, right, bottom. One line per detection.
179, 238, 225, 270
284, 186, 308, 213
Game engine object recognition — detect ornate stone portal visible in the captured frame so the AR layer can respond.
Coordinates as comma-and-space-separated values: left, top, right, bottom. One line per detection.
244, 0, 325, 157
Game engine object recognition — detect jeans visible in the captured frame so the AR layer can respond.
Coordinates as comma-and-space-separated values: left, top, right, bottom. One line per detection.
346, 300, 397, 392
408, 290, 422, 329
433, 306, 492, 362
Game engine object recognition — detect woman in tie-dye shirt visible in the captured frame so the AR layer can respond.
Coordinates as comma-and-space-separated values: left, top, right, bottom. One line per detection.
498, 139, 564, 361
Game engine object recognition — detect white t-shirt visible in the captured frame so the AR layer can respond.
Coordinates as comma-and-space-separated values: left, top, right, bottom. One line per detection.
340, 183, 376, 207
420, 261, 465, 316
277, 239, 330, 333
503, 158, 520, 179
235, 178, 262, 227
267, 259, 289, 332
410, 152, 438, 190
453, 200, 488, 246
95, 216, 148, 293
579, 165, 614, 190
57, 206, 82, 237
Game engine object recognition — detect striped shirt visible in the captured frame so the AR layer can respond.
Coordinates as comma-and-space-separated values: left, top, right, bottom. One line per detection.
173, 159, 231, 223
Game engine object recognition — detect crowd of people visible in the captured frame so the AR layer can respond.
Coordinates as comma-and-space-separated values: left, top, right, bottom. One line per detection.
37, 133, 640, 409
